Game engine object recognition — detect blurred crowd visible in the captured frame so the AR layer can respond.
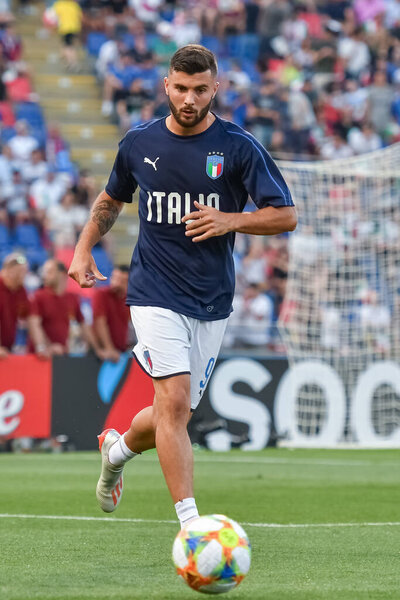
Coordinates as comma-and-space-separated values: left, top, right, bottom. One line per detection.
68, 0, 400, 158
1, 0, 400, 356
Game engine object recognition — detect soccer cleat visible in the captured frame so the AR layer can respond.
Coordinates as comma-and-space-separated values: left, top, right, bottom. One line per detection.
96, 428, 124, 513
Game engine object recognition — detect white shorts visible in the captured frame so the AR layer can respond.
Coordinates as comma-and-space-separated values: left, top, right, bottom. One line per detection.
130, 306, 228, 410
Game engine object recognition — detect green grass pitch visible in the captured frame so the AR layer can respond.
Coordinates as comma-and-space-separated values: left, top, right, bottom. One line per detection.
1, 448, 399, 599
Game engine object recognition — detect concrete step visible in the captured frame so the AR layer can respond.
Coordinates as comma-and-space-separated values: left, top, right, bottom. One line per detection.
36, 85, 101, 100
44, 110, 113, 126
40, 97, 102, 111
34, 73, 98, 88
63, 136, 118, 149
59, 123, 117, 138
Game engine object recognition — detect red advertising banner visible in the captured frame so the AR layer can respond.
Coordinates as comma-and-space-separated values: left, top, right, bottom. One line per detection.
0, 356, 52, 439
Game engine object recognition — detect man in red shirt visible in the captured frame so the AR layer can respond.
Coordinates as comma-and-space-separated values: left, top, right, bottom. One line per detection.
30, 258, 105, 357
0, 252, 32, 357
91, 265, 130, 362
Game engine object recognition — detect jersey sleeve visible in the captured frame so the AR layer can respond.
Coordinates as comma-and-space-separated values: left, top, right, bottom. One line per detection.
105, 133, 138, 203
239, 136, 294, 209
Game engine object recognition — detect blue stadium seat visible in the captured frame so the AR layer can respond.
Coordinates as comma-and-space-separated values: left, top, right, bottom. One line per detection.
92, 245, 114, 285
86, 32, 108, 56
122, 33, 135, 50
200, 36, 223, 57
15, 102, 45, 127
226, 34, 260, 62
1, 126, 16, 143
0, 223, 11, 254
31, 124, 47, 148
13, 223, 42, 249
241, 58, 261, 83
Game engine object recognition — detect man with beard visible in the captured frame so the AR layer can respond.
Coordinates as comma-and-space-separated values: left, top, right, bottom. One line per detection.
68, 44, 297, 528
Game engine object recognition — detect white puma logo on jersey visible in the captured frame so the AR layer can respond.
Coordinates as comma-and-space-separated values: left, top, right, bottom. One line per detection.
144, 156, 159, 171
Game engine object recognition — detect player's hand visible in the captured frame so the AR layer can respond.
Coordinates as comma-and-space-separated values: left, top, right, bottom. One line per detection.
68, 252, 107, 288
49, 343, 65, 356
103, 348, 121, 363
182, 201, 235, 242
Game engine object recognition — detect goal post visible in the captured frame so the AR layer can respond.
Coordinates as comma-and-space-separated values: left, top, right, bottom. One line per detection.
276, 145, 400, 447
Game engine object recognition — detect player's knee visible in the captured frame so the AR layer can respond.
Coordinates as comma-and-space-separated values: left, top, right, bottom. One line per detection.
155, 390, 190, 425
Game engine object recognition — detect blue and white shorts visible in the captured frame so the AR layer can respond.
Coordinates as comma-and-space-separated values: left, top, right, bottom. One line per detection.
130, 306, 228, 410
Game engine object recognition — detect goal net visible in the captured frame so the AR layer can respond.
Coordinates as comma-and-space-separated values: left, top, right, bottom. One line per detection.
276, 145, 400, 447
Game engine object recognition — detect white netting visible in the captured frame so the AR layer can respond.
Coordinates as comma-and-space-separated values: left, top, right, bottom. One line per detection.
277, 145, 400, 445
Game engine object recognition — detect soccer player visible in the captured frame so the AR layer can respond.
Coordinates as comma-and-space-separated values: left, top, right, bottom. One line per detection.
68, 45, 297, 528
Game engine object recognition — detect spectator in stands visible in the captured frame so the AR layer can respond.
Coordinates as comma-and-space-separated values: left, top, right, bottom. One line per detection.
101, 49, 139, 117
348, 121, 382, 154
45, 123, 68, 165
21, 148, 47, 185
0, 252, 42, 357
30, 258, 106, 357
95, 27, 127, 81
7, 120, 38, 167
0, 19, 22, 64
321, 127, 354, 159
3, 60, 36, 103
91, 264, 131, 362
224, 283, 274, 348
2, 167, 29, 220
0, 144, 13, 187
247, 78, 283, 149
287, 82, 316, 155
216, 0, 245, 38
29, 166, 67, 217
359, 289, 391, 354
72, 169, 97, 207
368, 70, 395, 137
337, 26, 370, 80
53, 0, 83, 72
153, 21, 177, 70
46, 189, 88, 249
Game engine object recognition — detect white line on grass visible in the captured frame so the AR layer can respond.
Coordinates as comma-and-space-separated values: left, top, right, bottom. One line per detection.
59, 454, 400, 468
192, 457, 399, 468
1, 513, 400, 529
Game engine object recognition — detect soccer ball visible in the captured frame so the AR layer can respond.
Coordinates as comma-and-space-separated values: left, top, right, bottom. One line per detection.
172, 514, 251, 594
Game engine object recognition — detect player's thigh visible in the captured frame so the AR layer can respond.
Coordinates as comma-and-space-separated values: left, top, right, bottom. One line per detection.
189, 317, 229, 410
130, 306, 191, 378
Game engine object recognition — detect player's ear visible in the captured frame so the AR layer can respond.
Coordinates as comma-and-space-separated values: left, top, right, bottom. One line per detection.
164, 76, 169, 95
212, 81, 219, 99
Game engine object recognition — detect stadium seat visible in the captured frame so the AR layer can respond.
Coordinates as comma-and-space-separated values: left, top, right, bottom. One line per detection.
13, 222, 42, 249
15, 102, 45, 127
200, 36, 223, 57
86, 32, 108, 56
226, 34, 260, 62
0, 126, 16, 143
92, 244, 114, 285
0, 223, 12, 256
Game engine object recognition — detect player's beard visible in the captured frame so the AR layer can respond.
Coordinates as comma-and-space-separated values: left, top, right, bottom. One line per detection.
168, 96, 213, 129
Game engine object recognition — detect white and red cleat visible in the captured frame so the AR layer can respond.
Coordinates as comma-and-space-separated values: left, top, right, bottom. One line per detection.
96, 429, 124, 513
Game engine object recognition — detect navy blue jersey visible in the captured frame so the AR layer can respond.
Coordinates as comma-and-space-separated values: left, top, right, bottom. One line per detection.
105, 115, 293, 320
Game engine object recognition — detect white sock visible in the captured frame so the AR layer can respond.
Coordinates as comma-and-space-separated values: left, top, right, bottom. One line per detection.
175, 497, 199, 529
108, 432, 138, 467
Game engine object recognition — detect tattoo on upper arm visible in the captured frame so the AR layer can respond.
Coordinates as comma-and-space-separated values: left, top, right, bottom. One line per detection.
92, 197, 120, 236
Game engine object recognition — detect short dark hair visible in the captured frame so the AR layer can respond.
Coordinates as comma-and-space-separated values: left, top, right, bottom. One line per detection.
169, 45, 218, 77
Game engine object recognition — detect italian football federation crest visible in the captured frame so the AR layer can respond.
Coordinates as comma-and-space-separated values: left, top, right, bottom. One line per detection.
206, 152, 224, 180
